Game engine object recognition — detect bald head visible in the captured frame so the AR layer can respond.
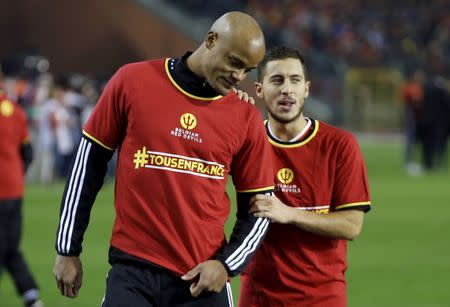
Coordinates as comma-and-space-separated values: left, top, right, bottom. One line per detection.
187, 11, 266, 95
210, 11, 265, 51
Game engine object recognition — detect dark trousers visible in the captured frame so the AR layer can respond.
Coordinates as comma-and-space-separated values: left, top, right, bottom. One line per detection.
102, 262, 234, 307
0, 198, 38, 295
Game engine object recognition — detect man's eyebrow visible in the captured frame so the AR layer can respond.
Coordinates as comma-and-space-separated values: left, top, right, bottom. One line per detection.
268, 73, 303, 80
269, 74, 284, 79
230, 56, 245, 67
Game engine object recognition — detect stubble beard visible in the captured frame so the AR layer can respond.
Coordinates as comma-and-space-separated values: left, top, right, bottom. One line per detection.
268, 105, 304, 124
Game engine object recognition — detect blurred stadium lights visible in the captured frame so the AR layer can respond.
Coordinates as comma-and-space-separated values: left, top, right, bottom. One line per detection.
1, 53, 50, 77
24, 56, 50, 74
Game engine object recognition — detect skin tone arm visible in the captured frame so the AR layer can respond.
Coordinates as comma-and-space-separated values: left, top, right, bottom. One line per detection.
249, 194, 364, 240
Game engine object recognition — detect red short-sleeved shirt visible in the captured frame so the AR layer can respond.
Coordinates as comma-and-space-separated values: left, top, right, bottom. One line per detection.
240, 119, 371, 307
0, 95, 30, 199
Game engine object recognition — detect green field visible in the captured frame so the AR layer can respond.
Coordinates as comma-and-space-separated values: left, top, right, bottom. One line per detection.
1, 141, 449, 306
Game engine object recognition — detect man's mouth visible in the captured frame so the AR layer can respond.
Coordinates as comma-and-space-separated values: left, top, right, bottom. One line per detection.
278, 100, 295, 111
221, 77, 236, 88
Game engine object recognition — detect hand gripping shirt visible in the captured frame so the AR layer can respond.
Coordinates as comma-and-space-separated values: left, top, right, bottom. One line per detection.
240, 119, 371, 307
56, 56, 274, 276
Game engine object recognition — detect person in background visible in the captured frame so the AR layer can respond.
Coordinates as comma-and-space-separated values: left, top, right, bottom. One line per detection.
401, 69, 424, 176
239, 46, 371, 307
0, 79, 43, 307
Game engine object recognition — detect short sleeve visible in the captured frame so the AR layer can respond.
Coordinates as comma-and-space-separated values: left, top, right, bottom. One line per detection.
83, 68, 127, 150
332, 134, 371, 212
231, 109, 274, 193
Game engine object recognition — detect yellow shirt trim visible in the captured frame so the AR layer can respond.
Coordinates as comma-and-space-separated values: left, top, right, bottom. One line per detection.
82, 130, 114, 151
237, 186, 274, 193
267, 120, 319, 148
335, 201, 371, 210
164, 58, 223, 101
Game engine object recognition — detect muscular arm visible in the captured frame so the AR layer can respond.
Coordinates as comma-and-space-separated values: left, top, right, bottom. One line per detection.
250, 194, 364, 240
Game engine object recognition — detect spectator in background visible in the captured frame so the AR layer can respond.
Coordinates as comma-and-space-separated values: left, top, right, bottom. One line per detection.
421, 72, 450, 170
49, 81, 76, 179
0, 85, 43, 307
401, 69, 424, 176
35, 73, 55, 184
239, 46, 371, 307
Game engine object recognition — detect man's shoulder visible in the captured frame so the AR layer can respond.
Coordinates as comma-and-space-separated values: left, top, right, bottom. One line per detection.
118, 58, 166, 75
316, 120, 357, 145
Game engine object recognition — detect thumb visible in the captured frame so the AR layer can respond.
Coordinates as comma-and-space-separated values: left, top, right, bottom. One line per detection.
181, 265, 201, 281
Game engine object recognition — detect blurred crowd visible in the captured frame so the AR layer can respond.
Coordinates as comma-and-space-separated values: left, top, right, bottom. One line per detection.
171, 0, 450, 73
1, 0, 449, 180
0, 72, 114, 184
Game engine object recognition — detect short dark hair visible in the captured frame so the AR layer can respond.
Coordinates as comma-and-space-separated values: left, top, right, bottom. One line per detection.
257, 46, 307, 82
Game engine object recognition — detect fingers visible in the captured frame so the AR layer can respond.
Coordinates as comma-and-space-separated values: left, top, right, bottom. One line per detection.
190, 280, 205, 297
64, 283, 76, 298
181, 265, 200, 281
250, 194, 268, 204
55, 278, 77, 298
184, 260, 227, 297
233, 88, 255, 104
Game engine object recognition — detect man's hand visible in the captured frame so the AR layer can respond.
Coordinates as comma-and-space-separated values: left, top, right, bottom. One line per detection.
53, 255, 83, 298
181, 260, 228, 297
232, 88, 255, 105
249, 194, 294, 224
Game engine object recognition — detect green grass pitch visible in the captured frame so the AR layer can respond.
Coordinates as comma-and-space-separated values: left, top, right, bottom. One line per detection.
1, 141, 449, 306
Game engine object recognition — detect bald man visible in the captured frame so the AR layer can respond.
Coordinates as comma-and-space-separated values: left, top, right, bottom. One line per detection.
53, 11, 274, 307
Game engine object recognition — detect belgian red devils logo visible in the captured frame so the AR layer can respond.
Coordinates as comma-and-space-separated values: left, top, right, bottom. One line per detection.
180, 113, 197, 130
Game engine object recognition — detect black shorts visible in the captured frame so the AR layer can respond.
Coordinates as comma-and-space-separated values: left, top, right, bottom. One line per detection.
101, 262, 234, 307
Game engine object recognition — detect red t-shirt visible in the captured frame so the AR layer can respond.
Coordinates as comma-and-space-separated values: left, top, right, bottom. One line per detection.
84, 59, 274, 275
0, 95, 30, 199
240, 119, 371, 307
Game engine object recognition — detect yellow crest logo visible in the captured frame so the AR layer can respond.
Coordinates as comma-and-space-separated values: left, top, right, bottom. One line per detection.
0, 100, 14, 117
277, 168, 294, 184
180, 113, 197, 130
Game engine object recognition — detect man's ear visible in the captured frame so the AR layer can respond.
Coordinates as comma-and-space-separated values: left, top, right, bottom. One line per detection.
255, 82, 264, 99
205, 31, 218, 50
304, 80, 311, 99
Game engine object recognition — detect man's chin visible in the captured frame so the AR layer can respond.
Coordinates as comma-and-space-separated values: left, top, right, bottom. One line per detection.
212, 83, 231, 95
269, 111, 302, 124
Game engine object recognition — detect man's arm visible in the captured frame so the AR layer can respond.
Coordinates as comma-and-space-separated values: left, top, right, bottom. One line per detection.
53, 134, 114, 298
216, 191, 271, 273
181, 190, 272, 297
250, 194, 365, 240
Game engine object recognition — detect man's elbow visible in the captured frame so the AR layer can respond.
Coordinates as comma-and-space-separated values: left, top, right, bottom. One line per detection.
345, 224, 363, 241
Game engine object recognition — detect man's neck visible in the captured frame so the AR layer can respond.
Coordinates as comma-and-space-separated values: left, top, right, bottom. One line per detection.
186, 48, 205, 78
268, 115, 307, 142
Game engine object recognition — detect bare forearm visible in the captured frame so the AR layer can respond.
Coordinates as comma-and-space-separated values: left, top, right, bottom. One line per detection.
290, 209, 364, 240
250, 195, 364, 240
